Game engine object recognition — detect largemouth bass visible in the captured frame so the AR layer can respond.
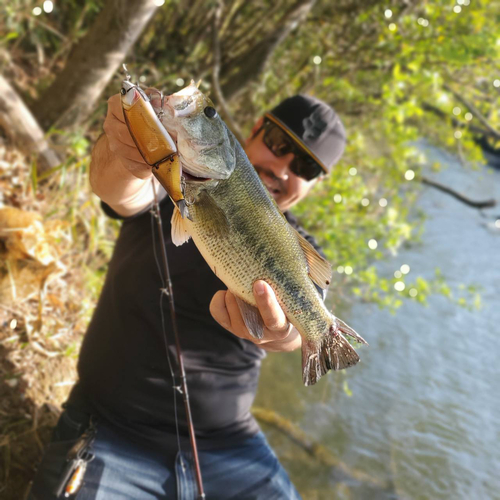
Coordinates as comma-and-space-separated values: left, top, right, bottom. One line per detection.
157, 83, 367, 386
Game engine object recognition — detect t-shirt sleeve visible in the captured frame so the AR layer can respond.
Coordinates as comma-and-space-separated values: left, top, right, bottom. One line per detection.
101, 196, 171, 222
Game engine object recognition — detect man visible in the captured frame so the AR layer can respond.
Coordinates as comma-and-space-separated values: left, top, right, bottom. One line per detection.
29, 92, 346, 499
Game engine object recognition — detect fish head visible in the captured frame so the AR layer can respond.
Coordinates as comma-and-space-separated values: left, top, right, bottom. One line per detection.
162, 82, 235, 180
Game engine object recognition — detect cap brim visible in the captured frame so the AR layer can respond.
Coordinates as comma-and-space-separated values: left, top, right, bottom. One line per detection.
264, 113, 328, 175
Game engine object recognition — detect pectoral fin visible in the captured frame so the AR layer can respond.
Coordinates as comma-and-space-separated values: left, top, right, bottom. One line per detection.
171, 206, 191, 246
197, 191, 230, 239
235, 296, 265, 340
294, 229, 332, 289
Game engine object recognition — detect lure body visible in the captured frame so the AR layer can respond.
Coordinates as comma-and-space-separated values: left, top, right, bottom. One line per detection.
120, 78, 187, 215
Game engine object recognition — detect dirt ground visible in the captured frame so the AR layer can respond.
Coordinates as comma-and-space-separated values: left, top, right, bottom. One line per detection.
0, 328, 79, 500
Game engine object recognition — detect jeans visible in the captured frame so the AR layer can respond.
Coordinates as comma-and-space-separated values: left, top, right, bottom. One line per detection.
29, 408, 301, 500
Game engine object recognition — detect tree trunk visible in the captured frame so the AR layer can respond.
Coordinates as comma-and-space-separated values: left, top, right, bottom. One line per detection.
0, 75, 60, 173
220, 0, 317, 100
34, 0, 159, 131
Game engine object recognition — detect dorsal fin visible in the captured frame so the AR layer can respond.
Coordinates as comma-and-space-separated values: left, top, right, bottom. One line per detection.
171, 206, 191, 246
294, 229, 332, 289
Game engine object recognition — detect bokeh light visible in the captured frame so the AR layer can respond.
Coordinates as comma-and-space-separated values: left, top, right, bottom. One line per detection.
313, 56, 322, 65
344, 266, 353, 275
384, 9, 393, 18
409, 288, 418, 297
379, 198, 388, 207
405, 169, 415, 181
334, 194, 342, 203
388, 23, 397, 31
453, 107, 461, 115
368, 239, 378, 250
154, 0, 165, 6
394, 270, 402, 279
465, 112, 473, 121
337, 266, 344, 274
454, 130, 462, 139
400, 264, 410, 274
453, 5, 462, 13
32, 6, 42, 15
361, 198, 370, 206
349, 167, 357, 176
394, 281, 405, 291
176, 78, 185, 86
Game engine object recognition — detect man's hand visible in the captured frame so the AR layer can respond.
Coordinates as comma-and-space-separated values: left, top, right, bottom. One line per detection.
210, 281, 301, 352
103, 92, 161, 179
90, 90, 168, 216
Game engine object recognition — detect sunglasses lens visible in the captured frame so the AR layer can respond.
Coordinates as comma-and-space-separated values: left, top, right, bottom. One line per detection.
263, 121, 324, 180
263, 125, 294, 156
291, 157, 324, 181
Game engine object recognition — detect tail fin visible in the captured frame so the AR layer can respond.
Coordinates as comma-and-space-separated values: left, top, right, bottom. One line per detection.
301, 318, 368, 386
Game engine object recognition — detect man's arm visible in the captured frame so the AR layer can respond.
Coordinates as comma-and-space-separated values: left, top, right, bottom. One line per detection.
89, 94, 165, 217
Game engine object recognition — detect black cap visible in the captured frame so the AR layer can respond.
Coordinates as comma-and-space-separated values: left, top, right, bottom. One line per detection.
265, 95, 346, 174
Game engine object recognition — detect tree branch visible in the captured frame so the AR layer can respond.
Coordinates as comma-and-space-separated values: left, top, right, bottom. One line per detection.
443, 83, 500, 141
0, 75, 61, 174
422, 102, 498, 139
421, 176, 496, 209
211, 1, 246, 146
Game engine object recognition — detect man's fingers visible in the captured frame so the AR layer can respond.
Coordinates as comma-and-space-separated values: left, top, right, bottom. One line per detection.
224, 291, 262, 342
209, 290, 231, 331
107, 94, 126, 123
253, 281, 290, 339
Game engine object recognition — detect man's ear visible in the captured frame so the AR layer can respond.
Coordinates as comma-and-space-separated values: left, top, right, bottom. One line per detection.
246, 117, 265, 145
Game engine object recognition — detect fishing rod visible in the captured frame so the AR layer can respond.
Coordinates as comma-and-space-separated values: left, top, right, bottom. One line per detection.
120, 66, 205, 498
150, 182, 205, 499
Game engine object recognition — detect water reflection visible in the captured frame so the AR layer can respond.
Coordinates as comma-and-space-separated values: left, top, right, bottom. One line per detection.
256, 144, 500, 499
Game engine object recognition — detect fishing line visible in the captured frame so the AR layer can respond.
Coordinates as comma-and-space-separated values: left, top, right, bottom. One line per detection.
149, 186, 183, 458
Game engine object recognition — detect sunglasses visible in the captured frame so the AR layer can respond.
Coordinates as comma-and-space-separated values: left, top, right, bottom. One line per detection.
260, 120, 325, 181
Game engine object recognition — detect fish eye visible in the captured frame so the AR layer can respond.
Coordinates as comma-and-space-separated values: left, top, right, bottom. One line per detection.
204, 106, 217, 119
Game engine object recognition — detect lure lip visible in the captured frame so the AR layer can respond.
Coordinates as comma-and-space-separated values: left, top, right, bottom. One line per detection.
120, 80, 139, 108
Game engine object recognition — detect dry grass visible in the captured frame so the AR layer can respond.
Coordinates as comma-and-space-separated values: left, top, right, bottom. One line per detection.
0, 139, 118, 499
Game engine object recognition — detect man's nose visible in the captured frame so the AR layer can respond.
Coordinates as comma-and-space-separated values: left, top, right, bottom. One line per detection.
271, 152, 295, 180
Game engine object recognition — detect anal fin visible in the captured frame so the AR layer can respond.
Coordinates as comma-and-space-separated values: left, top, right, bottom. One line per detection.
235, 296, 265, 340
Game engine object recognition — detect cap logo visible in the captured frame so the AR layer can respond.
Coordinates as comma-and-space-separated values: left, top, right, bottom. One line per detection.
302, 108, 328, 141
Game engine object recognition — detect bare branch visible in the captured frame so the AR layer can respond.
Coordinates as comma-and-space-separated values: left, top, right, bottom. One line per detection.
444, 83, 500, 141
421, 176, 496, 209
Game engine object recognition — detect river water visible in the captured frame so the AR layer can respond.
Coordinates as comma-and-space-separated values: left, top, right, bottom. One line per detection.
256, 143, 500, 500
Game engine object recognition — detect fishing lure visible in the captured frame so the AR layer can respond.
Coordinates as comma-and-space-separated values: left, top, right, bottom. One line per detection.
120, 65, 188, 218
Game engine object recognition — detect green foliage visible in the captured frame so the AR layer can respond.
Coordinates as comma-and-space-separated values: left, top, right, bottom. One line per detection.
248, 0, 497, 310
1, 0, 496, 312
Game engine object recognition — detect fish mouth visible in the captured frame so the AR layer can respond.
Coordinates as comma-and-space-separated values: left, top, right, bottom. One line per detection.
182, 170, 212, 183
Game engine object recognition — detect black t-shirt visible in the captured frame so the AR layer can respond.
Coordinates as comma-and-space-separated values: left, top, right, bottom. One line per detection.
68, 195, 325, 451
